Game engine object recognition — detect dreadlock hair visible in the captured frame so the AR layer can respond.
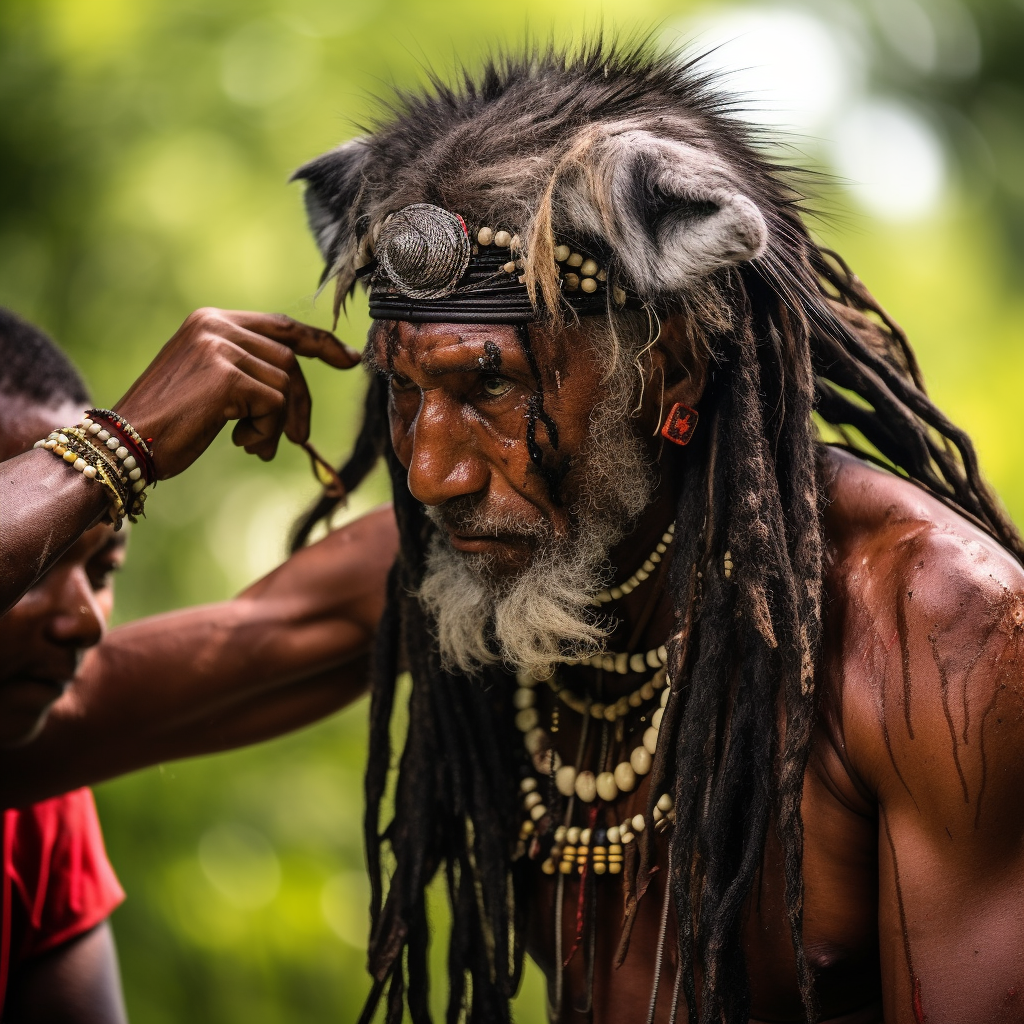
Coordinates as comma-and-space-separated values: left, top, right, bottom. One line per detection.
291, 38, 1023, 1024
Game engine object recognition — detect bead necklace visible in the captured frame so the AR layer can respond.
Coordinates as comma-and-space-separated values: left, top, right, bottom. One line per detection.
515, 666, 667, 726
590, 524, 675, 606
568, 642, 668, 676
517, 683, 670, 813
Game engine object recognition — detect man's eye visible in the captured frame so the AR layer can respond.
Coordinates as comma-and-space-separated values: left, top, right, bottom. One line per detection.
390, 373, 417, 391
481, 377, 513, 398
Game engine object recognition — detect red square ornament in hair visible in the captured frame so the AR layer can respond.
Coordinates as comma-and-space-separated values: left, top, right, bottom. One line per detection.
660, 402, 699, 446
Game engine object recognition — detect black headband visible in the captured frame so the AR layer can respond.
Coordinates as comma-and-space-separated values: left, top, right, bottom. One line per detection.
362, 204, 630, 323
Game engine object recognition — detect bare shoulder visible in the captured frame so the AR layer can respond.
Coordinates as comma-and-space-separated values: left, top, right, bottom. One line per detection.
819, 447, 1024, 819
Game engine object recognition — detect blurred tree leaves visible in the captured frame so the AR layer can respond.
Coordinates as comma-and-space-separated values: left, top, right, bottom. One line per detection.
1, 0, 1022, 1021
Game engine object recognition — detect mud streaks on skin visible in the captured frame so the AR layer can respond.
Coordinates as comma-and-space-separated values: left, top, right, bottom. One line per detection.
927, 632, 970, 804
871, 622, 919, 809
515, 324, 568, 503
882, 810, 926, 1024
895, 595, 915, 740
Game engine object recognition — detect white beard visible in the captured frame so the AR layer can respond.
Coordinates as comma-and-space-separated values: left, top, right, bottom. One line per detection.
417, 377, 655, 678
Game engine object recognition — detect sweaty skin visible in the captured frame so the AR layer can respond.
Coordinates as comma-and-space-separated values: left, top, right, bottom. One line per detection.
4, 315, 1022, 1022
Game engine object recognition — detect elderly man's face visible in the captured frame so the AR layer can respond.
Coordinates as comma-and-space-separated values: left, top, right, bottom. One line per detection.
371, 317, 659, 675
373, 320, 623, 575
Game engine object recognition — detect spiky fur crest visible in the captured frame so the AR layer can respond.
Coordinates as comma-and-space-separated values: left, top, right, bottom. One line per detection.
292, 36, 1023, 1024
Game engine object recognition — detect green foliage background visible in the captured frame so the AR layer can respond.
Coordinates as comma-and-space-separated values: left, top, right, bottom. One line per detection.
1, 0, 1022, 1020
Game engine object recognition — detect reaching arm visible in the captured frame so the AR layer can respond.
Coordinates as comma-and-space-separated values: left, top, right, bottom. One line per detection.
0, 505, 398, 807
1, 922, 128, 1024
0, 308, 360, 615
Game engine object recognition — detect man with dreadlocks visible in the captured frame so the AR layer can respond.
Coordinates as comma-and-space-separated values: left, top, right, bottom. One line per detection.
281, 42, 1024, 1024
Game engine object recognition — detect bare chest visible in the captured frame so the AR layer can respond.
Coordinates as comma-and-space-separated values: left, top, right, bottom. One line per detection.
522, 731, 882, 1024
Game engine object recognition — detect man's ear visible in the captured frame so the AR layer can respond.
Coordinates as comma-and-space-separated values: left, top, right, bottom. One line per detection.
291, 137, 371, 289
560, 129, 767, 294
638, 313, 709, 439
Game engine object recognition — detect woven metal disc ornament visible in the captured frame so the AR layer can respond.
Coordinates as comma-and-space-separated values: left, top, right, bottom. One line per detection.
375, 204, 471, 300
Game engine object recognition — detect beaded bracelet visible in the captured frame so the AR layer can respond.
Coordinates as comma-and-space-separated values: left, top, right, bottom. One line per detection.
34, 413, 152, 529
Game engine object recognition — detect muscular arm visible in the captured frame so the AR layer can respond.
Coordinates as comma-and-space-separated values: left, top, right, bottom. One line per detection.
0, 505, 398, 807
828, 452, 1024, 1023
0, 451, 108, 615
2, 922, 127, 1024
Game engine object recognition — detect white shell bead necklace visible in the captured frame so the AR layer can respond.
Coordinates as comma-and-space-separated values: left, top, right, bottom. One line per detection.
516, 680, 671, 811
514, 665, 667, 726
590, 523, 675, 606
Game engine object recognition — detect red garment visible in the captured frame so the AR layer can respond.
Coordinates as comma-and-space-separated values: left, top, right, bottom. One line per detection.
0, 788, 124, 1011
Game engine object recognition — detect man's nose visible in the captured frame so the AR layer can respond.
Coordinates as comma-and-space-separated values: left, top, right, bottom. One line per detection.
405, 392, 489, 507
45, 568, 105, 652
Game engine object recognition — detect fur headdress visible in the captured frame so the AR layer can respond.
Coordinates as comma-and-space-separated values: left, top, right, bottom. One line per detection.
292, 43, 774, 323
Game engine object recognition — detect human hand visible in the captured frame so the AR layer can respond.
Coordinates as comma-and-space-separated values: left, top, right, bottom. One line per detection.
113, 309, 361, 479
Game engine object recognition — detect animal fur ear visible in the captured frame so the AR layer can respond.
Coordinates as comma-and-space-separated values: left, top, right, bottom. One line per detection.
291, 137, 370, 289
565, 130, 768, 294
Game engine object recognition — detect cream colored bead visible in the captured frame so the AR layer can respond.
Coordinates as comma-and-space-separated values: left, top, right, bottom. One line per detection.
96, 429, 110, 441
122, 455, 137, 471
607, 825, 621, 844
614, 696, 629, 718
579, 828, 592, 845
502, 261, 517, 273
642, 559, 655, 573
575, 770, 597, 803
513, 687, 535, 710
524, 727, 545, 754
494, 230, 512, 247
564, 273, 580, 290
580, 278, 597, 293
645, 648, 661, 669
523, 791, 542, 810
656, 542, 667, 554
579, 259, 599, 277
651, 707, 664, 730
650, 551, 661, 564
631, 814, 646, 833
609, 586, 622, 600
629, 653, 647, 673
115, 446, 129, 460
596, 772, 618, 802
106, 436, 119, 450
643, 727, 659, 756
555, 765, 577, 797
567, 252, 583, 267
129, 468, 142, 481
63, 450, 78, 463
43, 439, 57, 449
590, 702, 606, 720
596, 268, 607, 281
614, 652, 628, 674
530, 803, 547, 821
57, 433, 69, 444
603, 704, 617, 723
132, 479, 146, 493
509, 234, 521, 250
566, 827, 581, 845
83, 466, 97, 479
639, 682, 655, 701
515, 708, 539, 733
630, 746, 652, 775
622, 832, 634, 845
88, 422, 102, 435
660, 686, 670, 708
517, 669, 538, 687
477, 227, 494, 245
554, 826, 567, 843
553, 244, 571, 261
33, 439, 45, 449
653, 668, 667, 689
520, 777, 537, 793
653, 806, 663, 822
628, 691, 643, 708
613, 761, 637, 792
657, 792, 674, 813
634, 569, 649, 582
612, 286, 627, 305
657, 645, 667, 664
73, 458, 87, 472
601, 653, 615, 672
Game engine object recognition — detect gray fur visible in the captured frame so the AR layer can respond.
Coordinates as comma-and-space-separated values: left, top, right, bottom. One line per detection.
291, 44, 785, 310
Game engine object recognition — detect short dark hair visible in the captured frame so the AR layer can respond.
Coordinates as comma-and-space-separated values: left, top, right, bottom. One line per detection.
0, 307, 89, 406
